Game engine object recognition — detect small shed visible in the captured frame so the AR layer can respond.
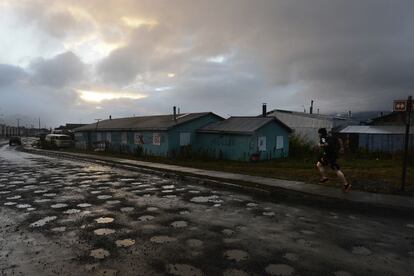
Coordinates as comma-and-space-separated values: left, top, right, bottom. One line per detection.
196, 117, 292, 161
339, 125, 414, 152
73, 112, 223, 157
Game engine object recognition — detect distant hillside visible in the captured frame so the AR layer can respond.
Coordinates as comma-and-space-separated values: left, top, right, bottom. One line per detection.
334, 111, 391, 123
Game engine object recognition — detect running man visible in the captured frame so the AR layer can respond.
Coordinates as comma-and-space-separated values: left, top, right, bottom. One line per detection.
316, 128, 351, 192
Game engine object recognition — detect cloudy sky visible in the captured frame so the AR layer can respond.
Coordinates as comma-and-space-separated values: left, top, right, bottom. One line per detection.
0, 0, 413, 128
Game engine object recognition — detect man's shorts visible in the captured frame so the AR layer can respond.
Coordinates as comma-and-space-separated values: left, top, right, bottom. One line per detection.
318, 156, 340, 171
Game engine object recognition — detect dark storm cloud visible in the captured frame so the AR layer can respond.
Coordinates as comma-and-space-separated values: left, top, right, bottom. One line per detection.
3, 0, 414, 127
0, 64, 27, 86
30, 51, 85, 87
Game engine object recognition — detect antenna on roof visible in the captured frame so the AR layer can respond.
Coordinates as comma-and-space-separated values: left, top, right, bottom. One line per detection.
173, 106, 177, 122
262, 103, 267, 117
310, 100, 314, 114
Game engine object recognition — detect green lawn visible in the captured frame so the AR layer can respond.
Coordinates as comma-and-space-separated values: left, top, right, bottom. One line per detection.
63, 148, 414, 196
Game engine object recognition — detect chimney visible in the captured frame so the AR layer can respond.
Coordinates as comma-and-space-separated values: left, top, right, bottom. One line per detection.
178, 107, 180, 115
348, 111, 352, 118
173, 106, 177, 122
310, 100, 314, 114
262, 103, 267, 117
109, 115, 112, 120
317, 108, 320, 114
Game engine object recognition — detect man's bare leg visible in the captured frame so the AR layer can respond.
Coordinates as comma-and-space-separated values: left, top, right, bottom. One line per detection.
336, 169, 351, 192
316, 161, 328, 182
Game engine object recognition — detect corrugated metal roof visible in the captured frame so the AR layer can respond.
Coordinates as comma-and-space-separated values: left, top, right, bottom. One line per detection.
198, 116, 291, 134
340, 125, 409, 134
268, 109, 354, 121
74, 112, 221, 132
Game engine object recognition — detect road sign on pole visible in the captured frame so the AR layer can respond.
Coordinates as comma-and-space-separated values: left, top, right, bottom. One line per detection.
401, 96, 412, 191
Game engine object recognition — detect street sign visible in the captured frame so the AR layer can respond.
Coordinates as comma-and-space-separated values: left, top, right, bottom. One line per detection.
394, 100, 414, 112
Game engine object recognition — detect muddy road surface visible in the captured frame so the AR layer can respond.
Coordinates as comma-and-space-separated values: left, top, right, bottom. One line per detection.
0, 144, 413, 275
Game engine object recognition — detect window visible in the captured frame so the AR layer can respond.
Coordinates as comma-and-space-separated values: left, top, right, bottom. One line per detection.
258, 136, 266, 151
121, 132, 128, 144
276, 136, 284, 149
153, 133, 161, 145
180, 132, 191, 146
134, 133, 144, 145
106, 132, 112, 143
96, 132, 102, 141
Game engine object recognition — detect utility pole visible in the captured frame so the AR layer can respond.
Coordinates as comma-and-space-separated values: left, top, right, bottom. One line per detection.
17, 118, 20, 136
401, 95, 412, 191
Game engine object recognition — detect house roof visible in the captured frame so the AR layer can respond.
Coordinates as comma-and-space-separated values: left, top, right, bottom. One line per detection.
74, 112, 222, 132
198, 116, 292, 135
340, 125, 409, 134
267, 109, 353, 121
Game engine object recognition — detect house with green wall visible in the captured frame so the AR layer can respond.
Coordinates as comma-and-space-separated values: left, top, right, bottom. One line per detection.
73, 112, 223, 157
196, 116, 292, 161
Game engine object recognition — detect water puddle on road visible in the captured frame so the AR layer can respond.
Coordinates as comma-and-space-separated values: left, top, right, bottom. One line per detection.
0, 190, 11, 194
171, 221, 188, 228
97, 195, 112, 200
138, 215, 154, 222
64, 209, 81, 214
146, 207, 158, 212
51, 203, 68, 209
167, 264, 203, 276
77, 203, 92, 208
162, 185, 175, 189
150, 235, 177, 243
30, 216, 57, 227
43, 193, 57, 197
106, 200, 121, 205
6, 195, 21, 200
300, 230, 315, 235
4, 202, 17, 206
120, 207, 134, 213
51, 226, 66, 232
95, 217, 114, 224
224, 249, 249, 262
265, 264, 295, 276
34, 189, 49, 194
35, 198, 51, 203
263, 211, 275, 217
16, 204, 31, 209
115, 239, 135, 247
190, 195, 223, 204
246, 203, 258, 207
94, 228, 116, 236
90, 248, 110, 259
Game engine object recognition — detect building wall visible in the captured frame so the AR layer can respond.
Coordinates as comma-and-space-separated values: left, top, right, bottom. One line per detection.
195, 121, 290, 161
268, 111, 356, 144
268, 112, 333, 144
254, 121, 289, 160
168, 114, 223, 156
74, 114, 221, 157
358, 133, 414, 152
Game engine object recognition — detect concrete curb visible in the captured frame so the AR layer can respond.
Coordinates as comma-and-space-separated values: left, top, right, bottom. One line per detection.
21, 147, 414, 214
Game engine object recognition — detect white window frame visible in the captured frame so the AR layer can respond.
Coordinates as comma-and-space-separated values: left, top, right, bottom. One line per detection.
258, 136, 267, 151
276, 136, 284, 149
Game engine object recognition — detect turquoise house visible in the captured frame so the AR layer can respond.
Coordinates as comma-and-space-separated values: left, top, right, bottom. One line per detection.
196, 116, 292, 161
73, 112, 223, 157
